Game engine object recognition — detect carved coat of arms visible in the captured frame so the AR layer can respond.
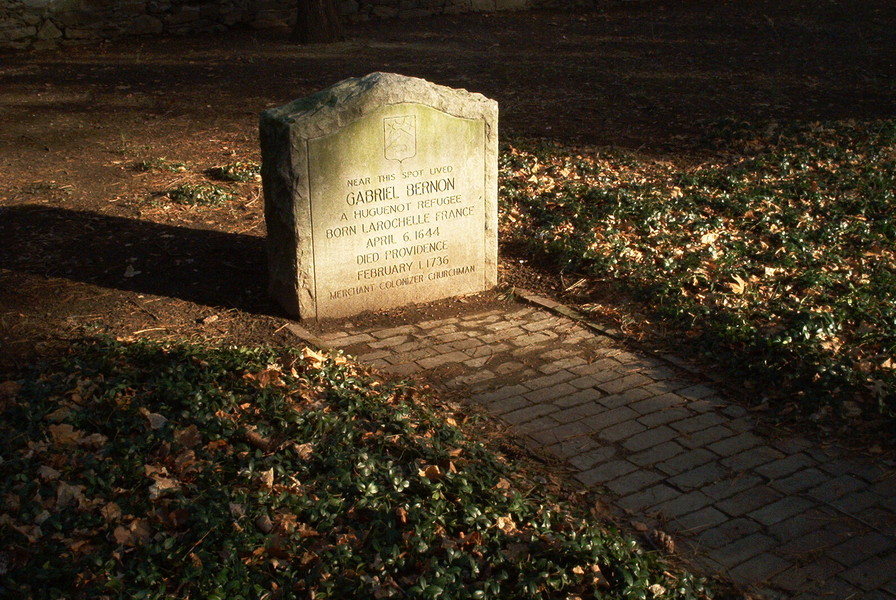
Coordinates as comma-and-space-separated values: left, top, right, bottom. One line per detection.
383, 115, 416, 161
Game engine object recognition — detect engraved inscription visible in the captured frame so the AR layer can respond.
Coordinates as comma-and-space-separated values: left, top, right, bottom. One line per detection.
308, 103, 486, 318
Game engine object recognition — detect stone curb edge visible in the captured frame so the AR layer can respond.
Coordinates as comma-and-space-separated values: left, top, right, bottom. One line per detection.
512, 288, 709, 379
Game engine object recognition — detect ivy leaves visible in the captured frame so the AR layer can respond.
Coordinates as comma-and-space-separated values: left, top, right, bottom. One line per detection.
0, 339, 710, 600
499, 120, 896, 424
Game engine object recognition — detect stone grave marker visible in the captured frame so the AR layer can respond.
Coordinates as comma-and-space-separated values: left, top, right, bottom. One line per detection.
260, 72, 498, 319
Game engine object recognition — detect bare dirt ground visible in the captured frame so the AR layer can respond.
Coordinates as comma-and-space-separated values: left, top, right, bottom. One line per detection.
2, 0, 894, 377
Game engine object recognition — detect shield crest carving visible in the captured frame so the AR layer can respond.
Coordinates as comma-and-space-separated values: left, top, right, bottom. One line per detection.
383, 115, 416, 161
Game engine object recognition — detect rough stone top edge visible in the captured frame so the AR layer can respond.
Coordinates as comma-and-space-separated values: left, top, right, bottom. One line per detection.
260, 72, 498, 134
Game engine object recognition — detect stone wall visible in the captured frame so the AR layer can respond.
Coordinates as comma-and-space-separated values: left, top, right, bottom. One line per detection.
342, 0, 528, 21
1, 0, 582, 50
0, 0, 296, 50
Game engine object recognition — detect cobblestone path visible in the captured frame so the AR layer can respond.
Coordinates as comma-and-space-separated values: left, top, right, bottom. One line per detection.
299, 294, 896, 600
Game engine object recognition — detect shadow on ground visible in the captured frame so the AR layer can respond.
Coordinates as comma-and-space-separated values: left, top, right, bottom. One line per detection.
0, 206, 270, 314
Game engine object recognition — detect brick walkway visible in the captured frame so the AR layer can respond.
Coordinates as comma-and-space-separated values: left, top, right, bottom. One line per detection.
298, 294, 896, 600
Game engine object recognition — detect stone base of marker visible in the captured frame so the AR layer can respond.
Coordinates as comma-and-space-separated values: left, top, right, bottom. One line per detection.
260, 72, 498, 320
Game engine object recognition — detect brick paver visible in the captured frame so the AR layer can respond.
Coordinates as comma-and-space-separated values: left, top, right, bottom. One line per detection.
312, 292, 896, 599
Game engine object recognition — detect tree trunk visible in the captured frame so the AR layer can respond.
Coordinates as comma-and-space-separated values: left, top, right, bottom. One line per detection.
291, 0, 344, 44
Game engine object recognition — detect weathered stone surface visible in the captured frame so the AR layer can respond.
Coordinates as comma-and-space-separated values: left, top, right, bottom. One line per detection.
127, 14, 164, 35
495, 0, 528, 9
165, 5, 201, 25
56, 10, 92, 27
260, 72, 498, 320
36, 20, 63, 40
399, 8, 431, 18
0, 24, 36, 41
470, 0, 495, 10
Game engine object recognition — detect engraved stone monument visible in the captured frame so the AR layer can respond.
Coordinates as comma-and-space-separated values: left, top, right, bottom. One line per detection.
260, 72, 498, 319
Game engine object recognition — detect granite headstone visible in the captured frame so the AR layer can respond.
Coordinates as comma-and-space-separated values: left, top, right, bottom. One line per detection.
260, 72, 498, 319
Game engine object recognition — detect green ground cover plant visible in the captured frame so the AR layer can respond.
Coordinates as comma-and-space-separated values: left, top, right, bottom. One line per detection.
165, 182, 235, 206
0, 339, 710, 600
499, 120, 896, 427
208, 161, 262, 183
135, 158, 189, 173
